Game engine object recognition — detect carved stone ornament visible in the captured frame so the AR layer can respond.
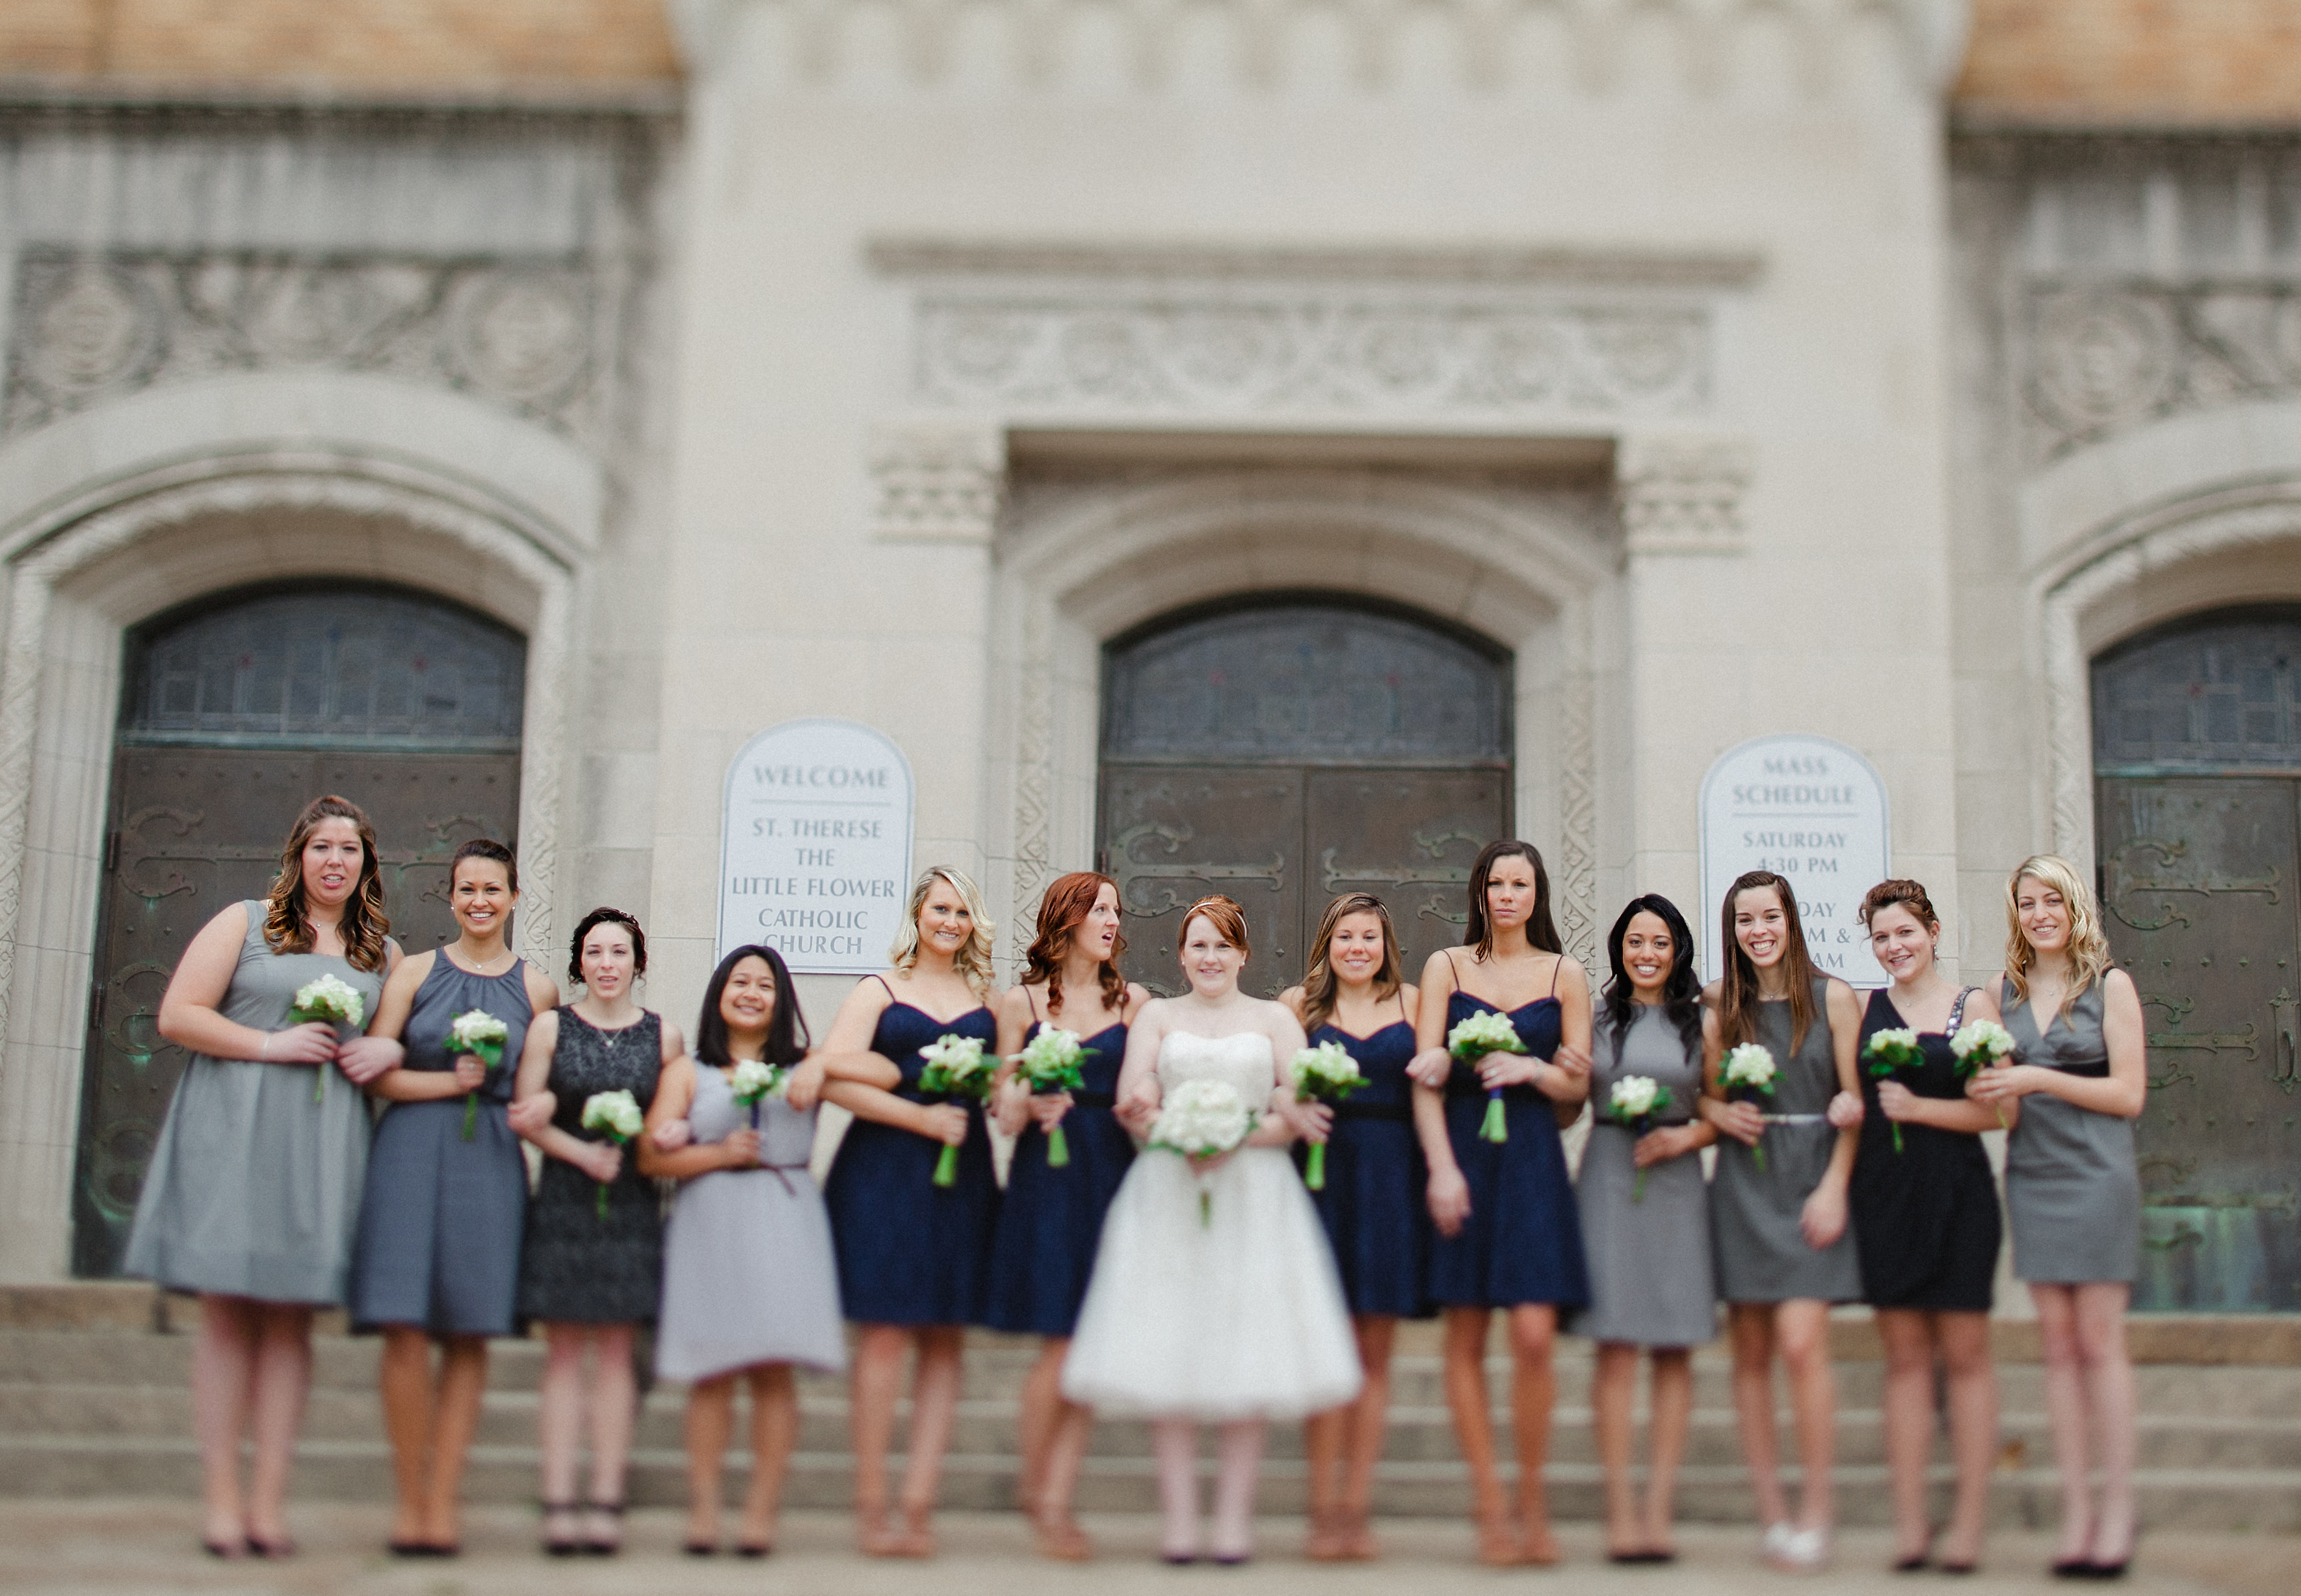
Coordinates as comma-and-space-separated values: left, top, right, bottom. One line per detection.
1616, 432, 1754, 555
867, 422, 1008, 542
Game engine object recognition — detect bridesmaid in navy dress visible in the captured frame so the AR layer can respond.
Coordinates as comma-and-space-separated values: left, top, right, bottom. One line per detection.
1279, 892, 1426, 1563
1407, 841, 1592, 1566
819, 866, 1003, 1558
984, 870, 1148, 1562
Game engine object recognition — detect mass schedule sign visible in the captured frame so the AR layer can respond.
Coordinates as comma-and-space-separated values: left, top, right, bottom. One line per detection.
1698, 734, 1891, 987
718, 718, 915, 974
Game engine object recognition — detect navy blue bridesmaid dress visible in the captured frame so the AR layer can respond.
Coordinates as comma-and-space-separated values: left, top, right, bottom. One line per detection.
1425, 977, 1590, 1311
822, 990, 1002, 1326
983, 1019, 1135, 1337
1295, 1013, 1432, 1318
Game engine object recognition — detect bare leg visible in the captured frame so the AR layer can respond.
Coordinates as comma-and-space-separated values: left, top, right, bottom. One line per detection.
1304, 1402, 1347, 1556
1726, 1303, 1786, 1530
536, 1324, 587, 1547
1440, 1308, 1513, 1561
1015, 1340, 1063, 1512
1776, 1298, 1837, 1535
1508, 1304, 1560, 1564
848, 1325, 910, 1553
426, 1337, 487, 1547
192, 1296, 258, 1550
2031, 1285, 2090, 1563
244, 1304, 313, 1548
583, 1323, 637, 1549
1645, 1349, 1693, 1555
1936, 1312, 1997, 1567
1876, 1307, 1939, 1564
1151, 1419, 1201, 1561
1210, 1419, 1265, 1562
2076, 1284, 2137, 1568
684, 1374, 735, 1549
1034, 1387, 1096, 1554
1592, 1342, 1641, 1556
897, 1324, 966, 1552
378, 1329, 434, 1545
740, 1365, 796, 1550
1342, 1316, 1395, 1557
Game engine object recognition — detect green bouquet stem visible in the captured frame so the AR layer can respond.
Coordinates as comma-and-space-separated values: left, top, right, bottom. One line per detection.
1045, 1121, 1071, 1169
933, 1142, 960, 1188
596, 1179, 610, 1221
1891, 1123, 1905, 1155
313, 1066, 327, 1106
1199, 1186, 1211, 1228
1479, 1090, 1508, 1143
1752, 1133, 1768, 1175
462, 1092, 480, 1140
1305, 1139, 1328, 1192
1632, 1166, 1648, 1203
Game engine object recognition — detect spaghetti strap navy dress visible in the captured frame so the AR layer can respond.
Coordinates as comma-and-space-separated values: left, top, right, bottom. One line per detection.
984, 1015, 1135, 1337
822, 993, 1002, 1326
1850, 988, 2001, 1312
1425, 973, 1590, 1313
1296, 1014, 1431, 1318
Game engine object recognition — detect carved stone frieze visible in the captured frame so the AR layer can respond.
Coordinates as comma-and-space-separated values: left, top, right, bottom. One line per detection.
1616, 432, 1754, 556
3, 251, 601, 444
866, 421, 1007, 542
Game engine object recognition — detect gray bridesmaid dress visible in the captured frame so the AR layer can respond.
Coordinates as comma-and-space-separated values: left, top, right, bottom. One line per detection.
1573, 1004, 1717, 1347
655, 1064, 845, 1380
348, 955, 535, 1335
123, 900, 386, 1305
2001, 979, 2140, 1284
1709, 978, 1863, 1303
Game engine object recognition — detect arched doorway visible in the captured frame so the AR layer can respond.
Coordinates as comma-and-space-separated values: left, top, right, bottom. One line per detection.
2093, 606, 2301, 1311
70, 583, 527, 1277
1099, 594, 1512, 995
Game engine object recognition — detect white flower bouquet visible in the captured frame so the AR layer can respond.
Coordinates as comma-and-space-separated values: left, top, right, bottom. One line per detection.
1446, 1008, 1528, 1144
1149, 1077, 1257, 1227
580, 1088, 645, 1219
1861, 1027, 1925, 1153
1603, 1074, 1674, 1202
1950, 1016, 2017, 1129
447, 1009, 510, 1139
729, 1056, 788, 1131
1016, 1027, 1092, 1168
919, 1034, 996, 1188
1720, 1041, 1778, 1173
287, 974, 366, 1103
1290, 1039, 1363, 1192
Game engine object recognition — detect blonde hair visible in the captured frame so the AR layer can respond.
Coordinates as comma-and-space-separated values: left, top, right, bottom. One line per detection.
889, 865, 998, 999
2003, 854, 2112, 1013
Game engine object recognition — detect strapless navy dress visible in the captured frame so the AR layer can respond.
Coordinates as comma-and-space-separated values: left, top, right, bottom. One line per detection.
822, 998, 1001, 1326
1425, 990, 1590, 1311
984, 1021, 1135, 1337
1294, 1018, 1432, 1318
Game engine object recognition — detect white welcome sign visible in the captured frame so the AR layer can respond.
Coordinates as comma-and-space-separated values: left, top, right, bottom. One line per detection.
718, 718, 915, 974
1698, 734, 1891, 987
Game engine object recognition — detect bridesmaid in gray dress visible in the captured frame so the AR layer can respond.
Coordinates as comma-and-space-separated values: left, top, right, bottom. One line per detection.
1573, 896, 1716, 1563
1968, 856, 2147, 1578
122, 795, 400, 1558
1696, 870, 1862, 1572
642, 945, 850, 1556
348, 838, 559, 1556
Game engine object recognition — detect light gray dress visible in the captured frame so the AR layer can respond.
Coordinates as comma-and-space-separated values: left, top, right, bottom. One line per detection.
2001, 979, 2140, 1284
1709, 979, 1863, 1303
123, 901, 386, 1305
655, 1063, 845, 1381
1573, 1004, 1716, 1347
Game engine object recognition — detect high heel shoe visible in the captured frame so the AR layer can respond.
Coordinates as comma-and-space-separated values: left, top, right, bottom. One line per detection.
540, 1500, 583, 1557
581, 1499, 624, 1556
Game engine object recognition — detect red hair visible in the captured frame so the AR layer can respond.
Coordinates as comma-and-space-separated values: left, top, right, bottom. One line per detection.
1180, 895, 1250, 958
1022, 871, 1127, 1017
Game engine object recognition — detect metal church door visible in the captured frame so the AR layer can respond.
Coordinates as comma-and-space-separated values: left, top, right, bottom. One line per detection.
1099, 599, 1512, 995
2092, 612, 2301, 1311
73, 586, 526, 1277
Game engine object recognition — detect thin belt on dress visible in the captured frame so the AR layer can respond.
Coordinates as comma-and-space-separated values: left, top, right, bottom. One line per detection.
1334, 1102, 1412, 1122
1067, 1090, 1116, 1108
1762, 1112, 1830, 1125
2042, 1060, 2110, 1079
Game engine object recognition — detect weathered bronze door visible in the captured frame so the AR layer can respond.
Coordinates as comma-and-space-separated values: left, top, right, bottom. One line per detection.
72, 587, 525, 1277
2093, 611, 2301, 1311
1100, 599, 1512, 996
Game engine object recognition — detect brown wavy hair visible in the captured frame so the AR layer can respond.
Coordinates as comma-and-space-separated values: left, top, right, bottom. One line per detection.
1022, 871, 1127, 1017
1860, 878, 1939, 933
1297, 893, 1404, 1035
263, 795, 389, 973
1464, 840, 1561, 960
1717, 870, 1819, 1052
1179, 895, 1250, 958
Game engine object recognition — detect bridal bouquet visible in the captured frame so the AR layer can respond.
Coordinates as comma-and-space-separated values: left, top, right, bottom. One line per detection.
1862, 1027, 1925, 1152
1447, 1009, 1528, 1144
1950, 1017, 2017, 1129
729, 1056, 787, 1130
1603, 1075, 1673, 1202
447, 1009, 510, 1139
287, 974, 366, 1103
579, 1088, 644, 1219
919, 1034, 995, 1188
1149, 1077, 1256, 1227
1720, 1042, 1778, 1172
1290, 1039, 1363, 1192
1016, 1027, 1092, 1168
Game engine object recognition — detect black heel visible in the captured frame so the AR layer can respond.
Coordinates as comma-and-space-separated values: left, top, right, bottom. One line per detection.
540, 1499, 583, 1558
583, 1499, 626, 1556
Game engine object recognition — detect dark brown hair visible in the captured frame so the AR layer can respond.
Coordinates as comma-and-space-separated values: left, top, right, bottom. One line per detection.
1464, 840, 1560, 960
568, 906, 646, 985
1179, 895, 1250, 958
1022, 870, 1127, 1017
1297, 893, 1404, 1036
263, 795, 389, 973
1860, 878, 1939, 932
449, 837, 517, 893
1717, 870, 1821, 1052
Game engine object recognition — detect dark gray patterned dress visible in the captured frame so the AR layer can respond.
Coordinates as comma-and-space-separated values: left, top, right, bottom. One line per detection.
516, 1010, 664, 1324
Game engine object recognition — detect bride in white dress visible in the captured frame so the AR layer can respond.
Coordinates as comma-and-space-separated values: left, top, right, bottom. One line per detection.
1062, 895, 1361, 1563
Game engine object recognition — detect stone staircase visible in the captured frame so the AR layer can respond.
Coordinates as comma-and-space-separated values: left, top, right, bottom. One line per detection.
1, 1287, 2296, 1531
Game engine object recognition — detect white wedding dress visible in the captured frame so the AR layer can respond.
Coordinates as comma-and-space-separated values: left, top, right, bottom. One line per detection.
1060, 1030, 1363, 1420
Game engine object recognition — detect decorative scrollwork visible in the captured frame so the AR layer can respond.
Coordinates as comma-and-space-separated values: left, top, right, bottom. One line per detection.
2105, 837, 2280, 931
1108, 822, 1285, 915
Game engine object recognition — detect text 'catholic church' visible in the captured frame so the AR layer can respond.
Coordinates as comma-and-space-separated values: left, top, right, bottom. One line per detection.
0, 1, 2295, 1316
